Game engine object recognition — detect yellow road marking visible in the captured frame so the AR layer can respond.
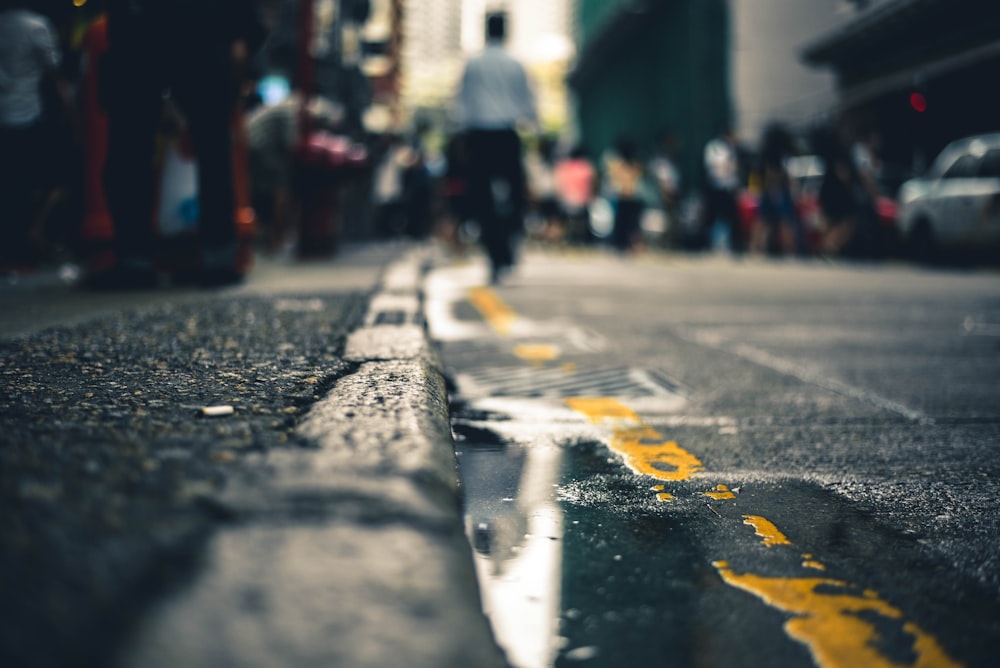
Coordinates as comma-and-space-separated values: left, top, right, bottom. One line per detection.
468, 286, 517, 335
742, 515, 792, 547
704, 484, 737, 500
463, 267, 957, 667
514, 343, 561, 365
802, 558, 827, 571
650, 485, 675, 502
713, 561, 962, 668
566, 397, 703, 481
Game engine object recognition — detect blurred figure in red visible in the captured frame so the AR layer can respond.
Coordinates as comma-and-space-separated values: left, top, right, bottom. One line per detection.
0, 0, 70, 273
453, 10, 537, 284
554, 144, 596, 244
93, 0, 265, 289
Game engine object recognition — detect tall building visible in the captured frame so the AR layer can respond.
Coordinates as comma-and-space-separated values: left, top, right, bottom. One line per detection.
802, 0, 1000, 172
401, 0, 466, 114
730, 0, 850, 146
401, 0, 574, 130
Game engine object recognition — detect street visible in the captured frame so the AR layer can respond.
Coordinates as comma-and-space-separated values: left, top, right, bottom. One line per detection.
427, 247, 1000, 668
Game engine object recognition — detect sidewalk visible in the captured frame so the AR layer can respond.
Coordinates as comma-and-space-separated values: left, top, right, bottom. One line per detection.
0, 242, 507, 668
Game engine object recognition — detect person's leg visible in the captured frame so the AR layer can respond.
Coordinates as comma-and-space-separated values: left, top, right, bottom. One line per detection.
174, 74, 241, 285
185, 97, 237, 254
495, 130, 525, 270
466, 131, 501, 280
99, 9, 163, 286
0, 125, 35, 268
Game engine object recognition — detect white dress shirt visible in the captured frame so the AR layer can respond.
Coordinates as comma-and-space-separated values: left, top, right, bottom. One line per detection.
454, 43, 536, 131
0, 9, 60, 127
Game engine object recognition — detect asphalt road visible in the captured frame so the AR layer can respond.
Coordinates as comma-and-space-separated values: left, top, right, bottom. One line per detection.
427, 247, 1000, 668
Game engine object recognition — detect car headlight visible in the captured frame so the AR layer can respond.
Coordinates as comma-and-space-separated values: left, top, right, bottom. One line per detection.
898, 182, 923, 206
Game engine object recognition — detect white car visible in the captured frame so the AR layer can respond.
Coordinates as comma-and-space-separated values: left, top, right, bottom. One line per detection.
898, 133, 1000, 260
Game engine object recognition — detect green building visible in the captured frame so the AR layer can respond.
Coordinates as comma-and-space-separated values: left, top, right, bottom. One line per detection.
568, 0, 731, 192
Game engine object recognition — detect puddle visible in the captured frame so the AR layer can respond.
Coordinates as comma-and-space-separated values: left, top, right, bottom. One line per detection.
453, 421, 565, 668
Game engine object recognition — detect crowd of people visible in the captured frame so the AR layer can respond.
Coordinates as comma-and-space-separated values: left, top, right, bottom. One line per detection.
1, 0, 271, 287
1, 2, 899, 290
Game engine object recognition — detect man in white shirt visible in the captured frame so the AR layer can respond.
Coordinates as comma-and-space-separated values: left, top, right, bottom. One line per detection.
0, 3, 63, 271
454, 11, 536, 283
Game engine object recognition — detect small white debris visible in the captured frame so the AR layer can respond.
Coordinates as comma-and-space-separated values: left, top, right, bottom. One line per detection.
200, 405, 234, 417
564, 645, 599, 661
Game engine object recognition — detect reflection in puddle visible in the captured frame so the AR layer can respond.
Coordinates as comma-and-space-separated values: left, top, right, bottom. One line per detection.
454, 425, 564, 668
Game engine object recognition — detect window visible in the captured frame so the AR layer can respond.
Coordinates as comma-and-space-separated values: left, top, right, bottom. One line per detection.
977, 149, 1000, 178
942, 154, 978, 179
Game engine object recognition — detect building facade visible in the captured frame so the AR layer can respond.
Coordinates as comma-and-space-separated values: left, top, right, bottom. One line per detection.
568, 0, 730, 192
802, 0, 1000, 174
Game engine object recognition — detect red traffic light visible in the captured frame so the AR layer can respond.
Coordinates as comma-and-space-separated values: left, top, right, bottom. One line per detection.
909, 92, 927, 112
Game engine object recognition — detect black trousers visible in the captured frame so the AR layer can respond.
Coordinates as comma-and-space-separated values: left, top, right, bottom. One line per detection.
103, 4, 237, 263
466, 128, 526, 275
704, 187, 743, 252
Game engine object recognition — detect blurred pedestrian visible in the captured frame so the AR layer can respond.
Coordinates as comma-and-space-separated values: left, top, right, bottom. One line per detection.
604, 135, 645, 254
526, 134, 562, 243
703, 126, 743, 253
648, 130, 682, 247
554, 144, 597, 244
453, 10, 537, 284
92, 0, 266, 289
246, 93, 344, 254
753, 122, 802, 256
436, 132, 470, 254
818, 146, 878, 258
0, 0, 71, 273
401, 119, 433, 240
371, 132, 407, 239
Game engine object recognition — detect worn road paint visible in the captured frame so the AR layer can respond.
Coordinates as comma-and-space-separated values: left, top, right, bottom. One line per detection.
713, 562, 962, 668
565, 396, 640, 423
704, 484, 737, 500
514, 343, 561, 364
743, 515, 792, 547
650, 485, 675, 502
468, 286, 517, 335
566, 397, 704, 481
802, 556, 827, 571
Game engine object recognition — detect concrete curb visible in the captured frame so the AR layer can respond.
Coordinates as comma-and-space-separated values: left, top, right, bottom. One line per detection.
116, 246, 508, 668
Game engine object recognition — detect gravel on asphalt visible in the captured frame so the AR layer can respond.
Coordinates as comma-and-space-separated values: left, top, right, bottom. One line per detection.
0, 292, 368, 668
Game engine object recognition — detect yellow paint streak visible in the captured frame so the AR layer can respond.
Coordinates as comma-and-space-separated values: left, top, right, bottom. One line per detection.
468, 286, 517, 335
514, 343, 561, 364
803, 560, 827, 571
565, 398, 703, 481
713, 562, 963, 668
565, 397, 641, 424
704, 484, 736, 500
612, 425, 704, 481
650, 484, 674, 501
742, 515, 792, 547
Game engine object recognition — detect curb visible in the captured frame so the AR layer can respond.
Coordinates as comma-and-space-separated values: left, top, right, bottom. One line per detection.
116, 246, 508, 668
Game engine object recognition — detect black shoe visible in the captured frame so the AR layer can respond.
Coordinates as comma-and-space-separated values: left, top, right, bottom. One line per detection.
198, 266, 244, 289
84, 264, 160, 291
